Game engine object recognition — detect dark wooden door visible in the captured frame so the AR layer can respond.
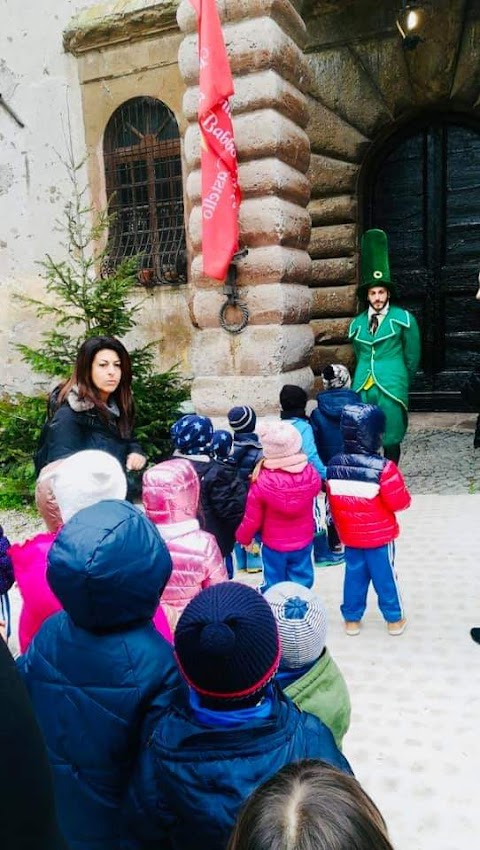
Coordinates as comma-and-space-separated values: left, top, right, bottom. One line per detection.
364, 117, 480, 411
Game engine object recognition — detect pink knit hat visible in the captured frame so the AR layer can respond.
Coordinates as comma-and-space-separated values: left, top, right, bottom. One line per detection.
258, 420, 302, 460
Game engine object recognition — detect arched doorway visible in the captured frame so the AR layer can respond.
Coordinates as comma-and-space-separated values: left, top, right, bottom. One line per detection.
363, 115, 480, 411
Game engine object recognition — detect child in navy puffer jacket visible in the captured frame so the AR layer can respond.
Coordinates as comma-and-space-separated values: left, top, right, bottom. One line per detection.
236, 421, 321, 592
311, 365, 361, 466
122, 582, 351, 850
327, 404, 411, 638
18, 500, 183, 850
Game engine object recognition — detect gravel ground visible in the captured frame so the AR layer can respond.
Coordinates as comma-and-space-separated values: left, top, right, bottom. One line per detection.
402, 427, 480, 494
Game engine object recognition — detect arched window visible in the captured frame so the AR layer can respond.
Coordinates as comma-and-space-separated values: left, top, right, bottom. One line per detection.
104, 96, 187, 286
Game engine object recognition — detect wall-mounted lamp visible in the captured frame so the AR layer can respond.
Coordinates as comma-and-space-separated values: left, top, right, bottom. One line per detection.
396, 2, 431, 50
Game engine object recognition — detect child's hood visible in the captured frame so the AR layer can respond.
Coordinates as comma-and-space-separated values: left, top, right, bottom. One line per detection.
315, 389, 361, 421
143, 458, 199, 524
47, 500, 172, 632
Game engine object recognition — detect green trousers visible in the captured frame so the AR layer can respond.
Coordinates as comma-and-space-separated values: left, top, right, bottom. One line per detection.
359, 384, 408, 449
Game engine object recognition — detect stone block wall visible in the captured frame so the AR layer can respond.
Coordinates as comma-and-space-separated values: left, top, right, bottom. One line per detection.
177, 0, 315, 415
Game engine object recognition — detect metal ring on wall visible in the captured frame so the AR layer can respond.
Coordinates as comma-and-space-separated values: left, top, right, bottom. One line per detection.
219, 300, 250, 334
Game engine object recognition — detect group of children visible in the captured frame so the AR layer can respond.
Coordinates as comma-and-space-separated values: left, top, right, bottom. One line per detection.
0, 361, 411, 850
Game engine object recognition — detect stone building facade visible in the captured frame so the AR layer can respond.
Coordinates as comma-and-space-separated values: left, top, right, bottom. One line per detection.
2, 0, 480, 412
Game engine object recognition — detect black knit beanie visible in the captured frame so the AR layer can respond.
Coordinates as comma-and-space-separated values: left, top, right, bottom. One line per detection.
279, 385, 308, 420
175, 582, 280, 709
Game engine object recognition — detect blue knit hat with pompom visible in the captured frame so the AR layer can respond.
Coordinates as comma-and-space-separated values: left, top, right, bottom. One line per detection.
175, 582, 280, 705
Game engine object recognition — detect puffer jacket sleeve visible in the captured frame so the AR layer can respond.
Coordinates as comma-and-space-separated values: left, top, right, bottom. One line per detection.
379, 460, 411, 514
202, 535, 228, 588
300, 421, 326, 478
301, 711, 353, 775
235, 480, 264, 546
121, 733, 175, 849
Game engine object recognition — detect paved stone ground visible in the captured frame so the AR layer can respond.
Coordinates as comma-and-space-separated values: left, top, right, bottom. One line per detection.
1, 414, 479, 850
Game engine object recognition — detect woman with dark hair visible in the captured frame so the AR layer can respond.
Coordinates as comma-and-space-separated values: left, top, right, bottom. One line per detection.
35, 336, 146, 528
228, 760, 394, 850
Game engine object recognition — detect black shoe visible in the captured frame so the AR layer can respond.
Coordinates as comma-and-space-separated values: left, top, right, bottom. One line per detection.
470, 628, 480, 644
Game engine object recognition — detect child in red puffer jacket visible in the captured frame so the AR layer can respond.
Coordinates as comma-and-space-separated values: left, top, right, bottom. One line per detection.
236, 420, 321, 592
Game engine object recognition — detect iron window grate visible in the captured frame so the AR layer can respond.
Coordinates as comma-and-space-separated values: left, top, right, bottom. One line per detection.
104, 96, 187, 286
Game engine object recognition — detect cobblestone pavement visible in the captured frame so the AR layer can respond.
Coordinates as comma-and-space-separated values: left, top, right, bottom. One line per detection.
1, 415, 479, 850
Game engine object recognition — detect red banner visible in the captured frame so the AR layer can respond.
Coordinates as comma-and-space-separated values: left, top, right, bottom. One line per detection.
189, 0, 241, 281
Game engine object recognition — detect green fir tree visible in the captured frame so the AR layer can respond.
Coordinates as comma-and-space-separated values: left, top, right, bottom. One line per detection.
0, 145, 189, 508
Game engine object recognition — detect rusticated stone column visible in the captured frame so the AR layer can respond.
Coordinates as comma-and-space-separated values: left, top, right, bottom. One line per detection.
177, 0, 314, 415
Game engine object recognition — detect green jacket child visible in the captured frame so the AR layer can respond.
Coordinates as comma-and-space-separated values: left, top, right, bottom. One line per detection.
265, 582, 351, 750
349, 229, 421, 461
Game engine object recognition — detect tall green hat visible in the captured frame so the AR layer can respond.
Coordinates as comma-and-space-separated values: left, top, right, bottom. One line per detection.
359, 228, 396, 297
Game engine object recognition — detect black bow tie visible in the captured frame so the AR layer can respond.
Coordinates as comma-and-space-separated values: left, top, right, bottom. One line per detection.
369, 313, 379, 334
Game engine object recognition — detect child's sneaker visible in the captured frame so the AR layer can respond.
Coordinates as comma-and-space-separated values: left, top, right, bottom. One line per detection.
316, 551, 345, 568
314, 532, 344, 568
344, 621, 361, 636
387, 618, 407, 636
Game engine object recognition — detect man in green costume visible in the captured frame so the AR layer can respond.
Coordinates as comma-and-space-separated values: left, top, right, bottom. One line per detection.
348, 229, 421, 463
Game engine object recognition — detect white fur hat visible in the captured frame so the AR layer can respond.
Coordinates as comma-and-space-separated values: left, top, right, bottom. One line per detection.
51, 450, 127, 523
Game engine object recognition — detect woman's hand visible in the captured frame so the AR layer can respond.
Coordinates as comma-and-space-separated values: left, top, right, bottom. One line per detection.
126, 452, 147, 471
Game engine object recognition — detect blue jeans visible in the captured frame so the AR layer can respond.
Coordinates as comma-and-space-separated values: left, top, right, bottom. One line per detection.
341, 542, 404, 623
261, 543, 314, 593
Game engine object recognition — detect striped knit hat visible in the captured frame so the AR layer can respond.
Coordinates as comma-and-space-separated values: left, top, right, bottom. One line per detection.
228, 405, 257, 434
175, 582, 280, 707
264, 582, 328, 670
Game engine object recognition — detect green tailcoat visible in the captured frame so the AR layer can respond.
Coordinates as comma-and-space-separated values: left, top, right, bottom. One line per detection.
348, 305, 421, 446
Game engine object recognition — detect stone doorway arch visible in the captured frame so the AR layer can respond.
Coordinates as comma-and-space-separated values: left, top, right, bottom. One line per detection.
304, 0, 480, 403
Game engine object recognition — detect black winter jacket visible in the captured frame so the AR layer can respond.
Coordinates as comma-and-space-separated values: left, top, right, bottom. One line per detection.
35, 388, 145, 476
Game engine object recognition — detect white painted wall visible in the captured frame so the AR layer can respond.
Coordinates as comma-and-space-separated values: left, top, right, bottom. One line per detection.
0, 0, 135, 393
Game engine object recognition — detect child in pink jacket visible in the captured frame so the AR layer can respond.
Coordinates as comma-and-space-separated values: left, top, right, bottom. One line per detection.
10, 450, 171, 651
236, 420, 322, 592
142, 458, 228, 631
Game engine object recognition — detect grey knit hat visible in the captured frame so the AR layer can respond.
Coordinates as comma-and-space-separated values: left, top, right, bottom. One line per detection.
264, 582, 328, 669
321, 364, 352, 391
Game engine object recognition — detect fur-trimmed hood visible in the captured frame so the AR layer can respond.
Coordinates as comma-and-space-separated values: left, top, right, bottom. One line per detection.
66, 385, 120, 417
